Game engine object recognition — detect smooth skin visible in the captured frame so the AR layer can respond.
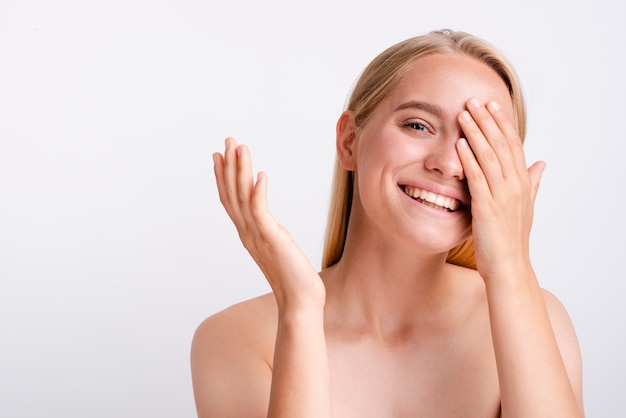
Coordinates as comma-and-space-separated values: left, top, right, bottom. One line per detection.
191, 54, 584, 417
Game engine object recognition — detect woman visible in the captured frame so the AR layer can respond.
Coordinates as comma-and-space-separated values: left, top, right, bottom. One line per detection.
191, 30, 584, 417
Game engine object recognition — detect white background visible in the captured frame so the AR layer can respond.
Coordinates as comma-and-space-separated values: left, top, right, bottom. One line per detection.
1, 0, 624, 416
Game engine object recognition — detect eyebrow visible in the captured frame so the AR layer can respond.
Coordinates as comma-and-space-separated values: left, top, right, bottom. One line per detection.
394, 101, 445, 119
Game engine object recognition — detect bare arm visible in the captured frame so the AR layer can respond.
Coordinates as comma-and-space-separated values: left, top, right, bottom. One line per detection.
193, 138, 333, 417
457, 98, 584, 417
484, 270, 584, 417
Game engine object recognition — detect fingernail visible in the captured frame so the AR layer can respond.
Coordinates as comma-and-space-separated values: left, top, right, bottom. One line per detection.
460, 111, 472, 122
468, 98, 480, 109
212, 153, 218, 164
457, 138, 469, 149
487, 101, 501, 112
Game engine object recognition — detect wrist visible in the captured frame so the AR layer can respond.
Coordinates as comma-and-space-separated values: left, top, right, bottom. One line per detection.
482, 262, 540, 294
277, 302, 325, 326
273, 280, 327, 315
480, 255, 533, 283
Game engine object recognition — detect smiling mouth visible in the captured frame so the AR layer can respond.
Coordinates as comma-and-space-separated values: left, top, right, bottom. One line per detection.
402, 185, 461, 212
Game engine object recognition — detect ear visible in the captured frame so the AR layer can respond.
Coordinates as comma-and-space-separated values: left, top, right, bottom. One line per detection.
336, 110, 357, 171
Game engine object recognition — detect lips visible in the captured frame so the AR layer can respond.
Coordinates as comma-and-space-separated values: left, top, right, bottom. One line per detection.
402, 185, 461, 212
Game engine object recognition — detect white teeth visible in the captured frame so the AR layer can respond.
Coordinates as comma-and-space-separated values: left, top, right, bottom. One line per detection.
403, 185, 460, 211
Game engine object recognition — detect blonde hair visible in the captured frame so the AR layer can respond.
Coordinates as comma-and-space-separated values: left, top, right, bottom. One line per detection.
322, 29, 526, 270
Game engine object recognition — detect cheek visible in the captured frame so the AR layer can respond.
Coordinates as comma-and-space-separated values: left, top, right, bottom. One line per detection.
358, 126, 410, 162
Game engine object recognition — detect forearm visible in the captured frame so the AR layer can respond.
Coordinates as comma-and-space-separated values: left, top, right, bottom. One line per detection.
268, 306, 332, 418
485, 268, 583, 417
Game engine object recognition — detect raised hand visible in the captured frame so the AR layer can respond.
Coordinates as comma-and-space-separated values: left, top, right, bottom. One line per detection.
455, 98, 546, 282
455, 100, 584, 417
213, 137, 326, 311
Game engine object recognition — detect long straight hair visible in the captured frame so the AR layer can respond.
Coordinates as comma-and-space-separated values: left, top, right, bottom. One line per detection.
322, 30, 526, 270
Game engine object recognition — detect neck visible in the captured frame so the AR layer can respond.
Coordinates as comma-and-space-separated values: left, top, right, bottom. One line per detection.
321, 229, 457, 340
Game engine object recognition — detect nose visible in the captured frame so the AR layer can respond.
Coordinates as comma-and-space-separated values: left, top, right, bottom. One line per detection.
424, 139, 465, 180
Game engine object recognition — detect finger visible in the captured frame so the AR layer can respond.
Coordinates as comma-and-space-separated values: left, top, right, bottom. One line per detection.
213, 151, 226, 203
527, 160, 546, 203
220, 137, 245, 223
456, 137, 490, 200
214, 149, 234, 212
458, 108, 503, 193
250, 171, 275, 237
236, 144, 254, 210
462, 98, 514, 180
485, 100, 527, 174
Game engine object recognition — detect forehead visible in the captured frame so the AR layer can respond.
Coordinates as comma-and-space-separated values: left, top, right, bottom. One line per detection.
387, 53, 514, 119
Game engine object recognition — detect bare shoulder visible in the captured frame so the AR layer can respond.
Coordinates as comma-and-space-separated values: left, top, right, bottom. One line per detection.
191, 293, 278, 418
193, 292, 278, 344
540, 288, 582, 353
541, 288, 585, 413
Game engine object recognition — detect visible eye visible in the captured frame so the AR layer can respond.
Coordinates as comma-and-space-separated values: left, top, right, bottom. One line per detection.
402, 119, 432, 133
406, 122, 427, 131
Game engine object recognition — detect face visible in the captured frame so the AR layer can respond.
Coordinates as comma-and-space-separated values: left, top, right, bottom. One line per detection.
341, 53, 515, 254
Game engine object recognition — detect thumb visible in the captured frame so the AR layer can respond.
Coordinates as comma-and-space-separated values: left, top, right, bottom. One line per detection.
528, 160, 546, 202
